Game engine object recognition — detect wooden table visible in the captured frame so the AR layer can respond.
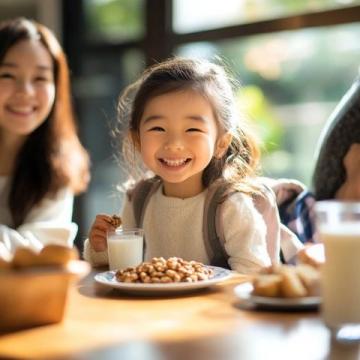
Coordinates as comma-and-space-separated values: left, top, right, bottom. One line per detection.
0, 269, 359, 360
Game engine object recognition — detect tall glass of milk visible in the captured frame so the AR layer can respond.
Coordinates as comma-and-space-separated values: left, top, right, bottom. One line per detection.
107, 228, 144, 271
315, 201, 360, 341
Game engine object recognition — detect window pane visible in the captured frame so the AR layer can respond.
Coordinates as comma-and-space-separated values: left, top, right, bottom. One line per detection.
173, 0, 360, 33
75, 50, 145, 231
84, 0, 144, 42
176, 23, 360, 187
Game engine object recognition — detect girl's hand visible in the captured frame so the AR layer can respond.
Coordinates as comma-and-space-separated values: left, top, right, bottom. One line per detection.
89, 214, 116, 252
297, 243, 325, 268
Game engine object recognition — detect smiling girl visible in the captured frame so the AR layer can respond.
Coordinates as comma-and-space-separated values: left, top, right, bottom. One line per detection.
84, 57, 280, 274
0, 18, 89, 259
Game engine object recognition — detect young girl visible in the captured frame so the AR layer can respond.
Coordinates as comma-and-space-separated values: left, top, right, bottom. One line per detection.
84, 57, 280, 273
0, 18, 90, 260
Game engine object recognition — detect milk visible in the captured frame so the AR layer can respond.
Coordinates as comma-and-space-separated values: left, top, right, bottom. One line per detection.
319, 226, 360, 329
107, 230, 144, 271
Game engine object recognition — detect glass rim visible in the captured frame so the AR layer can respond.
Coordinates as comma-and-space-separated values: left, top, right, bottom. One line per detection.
107, 228, 144, 235
315, 200, 360, 212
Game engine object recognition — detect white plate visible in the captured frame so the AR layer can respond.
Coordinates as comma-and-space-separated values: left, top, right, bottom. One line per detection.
234, 282, 321, 310
94, 266, 232, 295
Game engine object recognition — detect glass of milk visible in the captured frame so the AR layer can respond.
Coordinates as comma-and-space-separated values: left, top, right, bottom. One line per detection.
315, 201, 360, 341
107, 228, 144, 271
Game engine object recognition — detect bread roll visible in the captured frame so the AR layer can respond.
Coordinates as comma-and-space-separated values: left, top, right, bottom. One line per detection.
252, 263, 321, 298
253, 274, 282, 297
0, 258, 11, 270
37, 245, 78, 266
12, 247, 39, 268
296, 264, 321, 296
278, 266, 307, 298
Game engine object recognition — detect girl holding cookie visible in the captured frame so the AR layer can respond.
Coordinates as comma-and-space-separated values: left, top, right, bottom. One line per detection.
85, 57, 283, 273
0, 18, 89, 260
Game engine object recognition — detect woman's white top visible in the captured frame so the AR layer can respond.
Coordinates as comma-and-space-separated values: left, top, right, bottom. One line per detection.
0, 176, 77, 260
84, 185, 271, 274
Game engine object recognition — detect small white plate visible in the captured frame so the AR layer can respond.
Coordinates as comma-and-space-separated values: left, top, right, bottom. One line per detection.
95, 266, 232, 295
234, 282, 321, 310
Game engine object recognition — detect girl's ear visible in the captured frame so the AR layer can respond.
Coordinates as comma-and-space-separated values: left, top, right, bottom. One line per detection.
130, 130, 141, 151
215, 132, 232, 159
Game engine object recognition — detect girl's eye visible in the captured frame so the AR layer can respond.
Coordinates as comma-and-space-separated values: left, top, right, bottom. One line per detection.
149, 126, 165, 132
187, 128, 202, 132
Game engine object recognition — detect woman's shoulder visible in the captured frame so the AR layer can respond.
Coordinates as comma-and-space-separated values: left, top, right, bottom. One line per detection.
45, 186, 74, 201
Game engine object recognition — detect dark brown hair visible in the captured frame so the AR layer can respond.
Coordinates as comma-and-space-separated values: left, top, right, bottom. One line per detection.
0, 18, 90, 227
117, 57, 261, 194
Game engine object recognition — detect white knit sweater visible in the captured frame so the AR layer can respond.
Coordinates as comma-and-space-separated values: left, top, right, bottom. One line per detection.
0, 176, 77, 260
84, 185, 271, 274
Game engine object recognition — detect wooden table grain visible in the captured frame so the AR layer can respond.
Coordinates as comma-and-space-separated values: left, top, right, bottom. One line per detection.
0, 270, 359, 360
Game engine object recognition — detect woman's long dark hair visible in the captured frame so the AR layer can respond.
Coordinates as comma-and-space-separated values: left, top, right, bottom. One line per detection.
0, 18, 90, 227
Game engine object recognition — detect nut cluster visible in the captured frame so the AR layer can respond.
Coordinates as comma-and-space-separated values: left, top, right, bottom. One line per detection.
115, 257, 214, 284
109, 215, 122, 228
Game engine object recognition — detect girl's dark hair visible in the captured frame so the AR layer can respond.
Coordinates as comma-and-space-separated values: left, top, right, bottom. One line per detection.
0, 18, 90, 227
118, 57, 260, 194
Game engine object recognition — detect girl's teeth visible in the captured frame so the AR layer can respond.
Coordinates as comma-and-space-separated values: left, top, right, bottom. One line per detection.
163, 159, 187, 166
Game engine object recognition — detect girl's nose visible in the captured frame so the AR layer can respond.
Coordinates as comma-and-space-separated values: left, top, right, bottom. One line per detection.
164, 136, 184, 151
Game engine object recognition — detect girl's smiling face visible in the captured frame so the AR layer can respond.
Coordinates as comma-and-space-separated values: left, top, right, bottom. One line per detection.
0, 39, 55, 142
137, 90, 229, 198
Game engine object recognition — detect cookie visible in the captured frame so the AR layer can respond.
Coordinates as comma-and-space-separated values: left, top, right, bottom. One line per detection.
110, 215, 122, 228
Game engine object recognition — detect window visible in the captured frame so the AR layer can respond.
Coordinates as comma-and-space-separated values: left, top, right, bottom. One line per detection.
63, 0, 360, 247
173, 0, 360, 33
177, 23, 360, 184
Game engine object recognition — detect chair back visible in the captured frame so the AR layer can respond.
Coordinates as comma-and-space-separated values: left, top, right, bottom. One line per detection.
312, 76, 360, 200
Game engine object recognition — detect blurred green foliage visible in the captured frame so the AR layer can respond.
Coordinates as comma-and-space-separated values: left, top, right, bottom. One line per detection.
236, 85, 283, 153
84, 0, 144, 41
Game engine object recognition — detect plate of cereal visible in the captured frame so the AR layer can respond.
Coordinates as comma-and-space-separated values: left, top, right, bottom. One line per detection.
94, 257, 232, 295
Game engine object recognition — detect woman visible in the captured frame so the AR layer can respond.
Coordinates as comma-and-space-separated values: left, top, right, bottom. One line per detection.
0, 18, 90, 260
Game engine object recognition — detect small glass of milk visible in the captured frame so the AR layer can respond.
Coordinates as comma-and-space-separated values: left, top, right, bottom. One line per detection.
107, 228, 144, 271
315, 201, 360, 342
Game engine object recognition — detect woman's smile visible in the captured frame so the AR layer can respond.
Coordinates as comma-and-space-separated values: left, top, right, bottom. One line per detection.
6, 103, 37, 116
